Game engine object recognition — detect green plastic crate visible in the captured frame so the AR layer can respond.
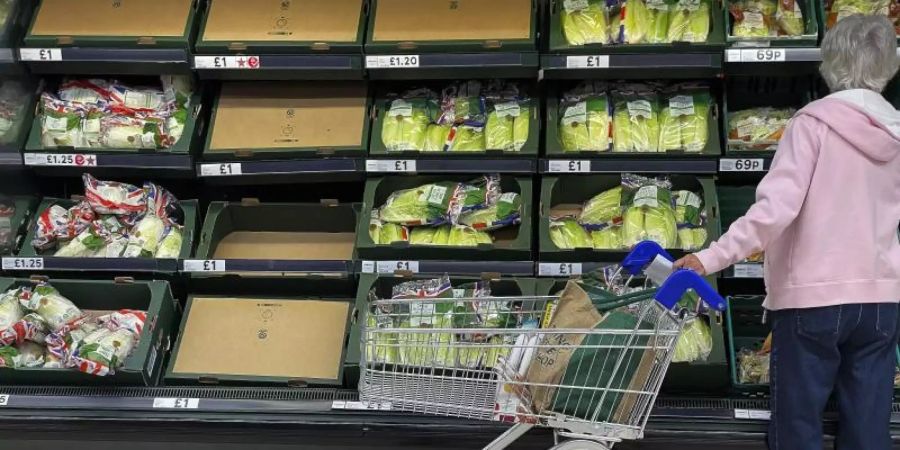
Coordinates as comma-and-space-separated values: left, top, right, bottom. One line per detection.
539, 174, 720, 262
723, 76, 813, 155
534, 278, 729, 392
724, 0, 819, 46
357, 175, 533, 261
0, 277, 179, 386
1, 196, 38, 257
345, 273, 538, 385
545, 87, 721, 157
547, 0, 727, 53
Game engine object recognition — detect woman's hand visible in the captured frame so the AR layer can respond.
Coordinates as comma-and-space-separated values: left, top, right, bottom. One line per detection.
675, 254, 707, 275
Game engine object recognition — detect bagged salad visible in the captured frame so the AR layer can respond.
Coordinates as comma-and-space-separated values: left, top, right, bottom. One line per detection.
559, 81, 612, 152
667, 0, 712, 42
562, 0, 612, 45
658, 84, 710, 153
613, 86, 661, 152
621, 174, 678, 248
728, 107, 794, 150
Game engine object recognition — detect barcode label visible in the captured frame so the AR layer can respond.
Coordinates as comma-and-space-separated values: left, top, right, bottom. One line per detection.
734, 409, 771, 420
733, 263, 764, 278
332, 400, 392, 411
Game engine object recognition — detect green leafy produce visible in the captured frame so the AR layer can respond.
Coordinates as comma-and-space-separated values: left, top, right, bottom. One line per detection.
674, 190, 703, 226
562, 0, 611, 45
728, 107, 794, 149
154, 227, 183, 258
410, 227, 438, 245
458, 192, 522, 231
560, 96, 611, 152
382, 98, 433, 152
592, 226, 625, 249
648, 1, 671, 43
622, 206, 646, 248
431, 225, 451, 245
122, 215, 166, 257
621, 174, 677, 248
22, 283, 84, 333
485, 102, 530, 152
623, 0, 653, 43
449, 126, 487, 152
658, 86, 710, 153
826, 0, 891, 28
447, 225, 493, 247
550, 218, 594, 249
678, 227, 708, 250
668, 0, 711, 42
776, 0, 804, 35
0, 291, 23, 331
79, 328, 136, 368
380, 223, 409, 244
55, 228, 107, 257
579, 186, 623, 228
672, 317, 713, 362
613, 89, 660, 152
424, 124, 452, 152
366, 313, 399, 364
397, 313, 456, 367
643, 205, 678, 248
379, 182, 458, 226
731, 0, 777, 37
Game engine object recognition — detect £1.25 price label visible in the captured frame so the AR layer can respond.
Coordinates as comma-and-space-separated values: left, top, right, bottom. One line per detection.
1, 258, 44, 270
24, 153, 98, 167
366, 55, 420, 69
720, 158, 765, 172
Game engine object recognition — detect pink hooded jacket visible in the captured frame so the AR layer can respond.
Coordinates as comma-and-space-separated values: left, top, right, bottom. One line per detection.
696, 89, 900, 310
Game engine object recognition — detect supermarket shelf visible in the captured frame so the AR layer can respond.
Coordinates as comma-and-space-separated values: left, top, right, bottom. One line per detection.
196, 158, 366, 184
364, 157, 536, 174
182, 259, 355, 276
360, 260, 535, 277
0, 151, 22, 168
23, 152, 195, 177
541, 53, 724, 79
18, 48, 191, 75
193, 54, 364, 80
1, 256, 178, 273
541, 158, 719, 174
365, 52, 539, 80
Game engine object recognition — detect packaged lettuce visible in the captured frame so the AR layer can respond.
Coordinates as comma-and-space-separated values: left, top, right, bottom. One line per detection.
155, 226, 183, 258
550, 218, 593, 249
55, 227, 107, 257
40, 94, 84, 148
458, 192, 522, 231
562, 0, 612, 45
366, 312, 399, 364
659, 85, 710, 153
423, 124, 452, 152
579, 186, 623, 229
647, 0, 672, 43
448, 126, 487, 152
22, 283, 84, 333
121, 214, 166, 258
409, 227, 438, 245
560, 96, 611, 152
486, 101, 529, 151
78, 328, 136, 369
0, 290, 23, 333
728, 107, 794, 149
643, 205, 678, 248
0, 341, 44, 368
826, 0, 890, 28
431, 225, 451, 245
621, 174, 677, 248
382, 94, 435, 152
678, 226, 708, 250
776, 0, 804, 35
674, 190, 703, 226
439, 81, 486, 126
613, 87, 661, 153
731, 0, 777, 37
380, 223, 409, 245
672, 317, 713, 362
591, 226, 624, 249
448, 225, 493, 247
623, 0, 654, 43
379, 182, 459, 226
668, 0, 711, 42
622, 206, 646, 248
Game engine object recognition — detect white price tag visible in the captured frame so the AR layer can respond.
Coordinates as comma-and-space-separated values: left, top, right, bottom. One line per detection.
24, 153, 98, 167
153, 398, 200, 409
0, 395, 8, 406
365, 159, 416, 173
734, 409, 770, 420
332, 400, 392, 411
366, 55, 420, 68
566, 55, 609, 69
720, 158, 764, 172
183, 260, 226, 272
194, 55, 261, 69
200, 163, 242, 177
376, 261, 419, 274
19, 48, 62, 62
538, 263, 583, 277
361, 260, 375, 274
740, 48, 786, 63
2, 258, 44, 270
548, 160, 590, 173
733, 263, 764, 278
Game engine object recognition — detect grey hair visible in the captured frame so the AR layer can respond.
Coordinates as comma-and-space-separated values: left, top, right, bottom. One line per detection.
820, 15, 899, 93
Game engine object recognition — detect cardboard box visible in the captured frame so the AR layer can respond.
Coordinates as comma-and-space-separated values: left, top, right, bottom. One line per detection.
204, 82, 369, 159
198, 0, 365, 53
367, 0, 535, 52
167, 295, 352, 385
26, 0, 197, 47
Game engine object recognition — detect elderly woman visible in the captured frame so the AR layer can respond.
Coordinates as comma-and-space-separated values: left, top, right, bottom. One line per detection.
677, 15, 900, 450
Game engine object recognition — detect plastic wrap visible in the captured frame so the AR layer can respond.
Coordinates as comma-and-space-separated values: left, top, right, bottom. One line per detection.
458, 192, 522, 231
382, 96, 434, 152
776, 0, 805, 35
668, 0, 711, 41
563, 0, 612, 45
591, 225, 625, 249
658, 85, 710, 153
579, 186, 623, 228
550, 218, 594, 249
612, 87, 661, 152
728, 107, 794, 149
731, 0, 777, 37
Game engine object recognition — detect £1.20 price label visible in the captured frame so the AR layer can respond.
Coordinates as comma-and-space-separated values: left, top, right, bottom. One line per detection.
366, 55, 420, 68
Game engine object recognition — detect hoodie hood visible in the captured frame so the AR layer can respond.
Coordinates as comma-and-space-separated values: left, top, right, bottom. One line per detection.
798, 89, 900, 162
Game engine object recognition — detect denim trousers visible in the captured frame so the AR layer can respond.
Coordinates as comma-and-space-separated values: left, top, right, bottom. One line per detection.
768, 303, 899, 450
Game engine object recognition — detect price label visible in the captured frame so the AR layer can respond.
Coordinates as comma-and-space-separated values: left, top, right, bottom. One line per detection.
733, 263, 764, 278
366, 55, 420, 69
378, 261, 419, 274
720, 158, 764, 172
153, 398, 200, 409
194, 56, 261, 69
24, 153, 98, 167
332, 400, 392, 411
365, 159, 416, 173
2, 258, 44, 270
0, 395, 8, 406
19, 48, 62, 62
183, 260, 226, 272
566, 55, 610, 69
200, 163, 242, 177
548, 160, 591, 173
737, 48, 786, 63
734, 409, 771, 420
538, 263, 583, 277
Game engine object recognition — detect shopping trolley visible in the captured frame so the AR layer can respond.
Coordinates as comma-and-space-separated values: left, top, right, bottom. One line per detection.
359, 241, 727, 450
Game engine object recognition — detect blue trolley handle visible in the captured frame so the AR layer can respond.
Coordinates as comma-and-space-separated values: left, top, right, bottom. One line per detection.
621, 241, 728, 312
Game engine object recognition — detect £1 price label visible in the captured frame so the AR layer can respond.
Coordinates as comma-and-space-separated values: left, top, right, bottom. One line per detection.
538, 263, 583, 277
194, 55, 261, 69
376, 261, 419, 274
1, 258, 44, 270
566, 55, 609, 69
719, 158, 764, 172
183, 260, 226, 272
19, 48, 62, 61
365, 159, 416, 173
366, 55, 420, 69
199, 163, 242, 177
153, 397, 199, 409
548, 160, 591, 173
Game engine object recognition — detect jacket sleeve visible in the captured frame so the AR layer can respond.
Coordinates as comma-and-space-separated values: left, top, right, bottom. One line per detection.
695, 114, 823, 274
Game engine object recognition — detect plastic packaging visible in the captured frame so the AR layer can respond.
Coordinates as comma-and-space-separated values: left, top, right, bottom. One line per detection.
612, 87, 661, 152
776, 0, 805, 35
621, 174, 677, 248
579, 186, 623, 229
731, 0, 777, 37
591, 225, 625, 249
562, 0, 612, 45
672, 317, 713, 362
20, 283, 85, 333
668, 0, 711, 41
550, 218, 594, 249
458, 192, 522, 231
728, 107, 794, 149
658, 84, 710, 153
382, 95, 435, 152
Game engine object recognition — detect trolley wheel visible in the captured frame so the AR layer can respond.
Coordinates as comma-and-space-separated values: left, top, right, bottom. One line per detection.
548, 439, 611, 450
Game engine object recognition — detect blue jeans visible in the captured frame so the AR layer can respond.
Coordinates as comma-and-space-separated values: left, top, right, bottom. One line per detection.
768, 303, 899, 450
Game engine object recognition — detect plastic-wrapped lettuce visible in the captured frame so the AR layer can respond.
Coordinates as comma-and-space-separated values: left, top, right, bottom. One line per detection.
447, 225, 493, 247
380, 223, 409, 244
668, 0, 711, 42
647, 0, 671, 43
391, 277, 457, 368
560, 96, 611, 152
678, 227, 708, 250
728, 107, 794, 149
55, 227, 107, 257
592, 226, 624, 249
659, 85, 710, 153
366, 312, 399, 364
0, 290, 23, 333
579, 186, 623, 228
486, 101, 530, 152
672, 317, 713, 362
449, 126, 487, 152
121, 214, 166, 258
79, 328, 136, 369
458, 192, 522, 231
562, 0, 611, 45
431, 225, 451, 245
826, 0, 890, 28
623, 0, 654, 43
0, 341, 44, 368
613, 88, 660, 153
731, 0, 777, 37
21, 283, 84, 333
154, 227, 183, 258
379, 182, 458, 226
550, 218, 593, 249
643, 204, 678, 248
674, 190, 703, 226
409, 227, 438, 245
382, 95, 435, 152
621, 174, 677, 248
424, 124, 452, 152
776, 0, 804, 35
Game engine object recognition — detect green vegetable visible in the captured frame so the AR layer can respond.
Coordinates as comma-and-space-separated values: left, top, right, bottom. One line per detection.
658, 86, 710, 153
550, 218, 594, 249
775, 0, 804, 35
366, 313, 399, 364
622, 207, 646, 247
562, 0, 611, 45
672, 317, 713, 362
122, 215, 166, 257
79, 328, 136, 369
379, 182, 457, 226
409, 227, 438, 245
23, 283, 84, 333
0, 291, 23, 331
678, 227, 708, 250
732, 0, 776, 38
648, 2, 671, 43
580, 187, 623, 228
447, 225, 493, 247
674, 190, 703, 226
613, 89, 660, 153
513, 106, 530, 151
154, 227, 183, 258
449, 126, 486, 152
592, 226, 624, 249
379, 223, 409, 244
668, 0, 710, 42
382, 98, 433, 152
458, 192, 522, 231
560, 97, 611, 152
624, 0, 653, 43
55, 228, 107, 257
423, 124, 451, 152
431, 225, 451, 245
643, 205, 678, 248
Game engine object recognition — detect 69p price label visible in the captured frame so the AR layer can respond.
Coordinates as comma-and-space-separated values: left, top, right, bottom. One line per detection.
720, 158, 765, 172
742, 49, 786, 63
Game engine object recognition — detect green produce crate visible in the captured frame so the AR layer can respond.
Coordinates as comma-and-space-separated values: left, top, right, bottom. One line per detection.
718, 186, 755, 230
723, 76, 813, 155
725, 294, 770, 395
25, 89, 204, 157
724, 0, 819, 46
0, 277, 178, 386
0, 0, 27, 48
166, 293, 354, 387
534, 278, 729, 392
539, 174, 720, 262
24, 0, 199, 49
345, 273, 538, 385
202, 82, 371, 160
17, 198, 198, 271
357, 175, 533, 261
0, 80, 39, 153
545, 88, 721, 157
365, 0, 537, 53
1, 196, 38, 257
369, 93, 540, 157
195, 0, 367, 54
547, 0, 726, 53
